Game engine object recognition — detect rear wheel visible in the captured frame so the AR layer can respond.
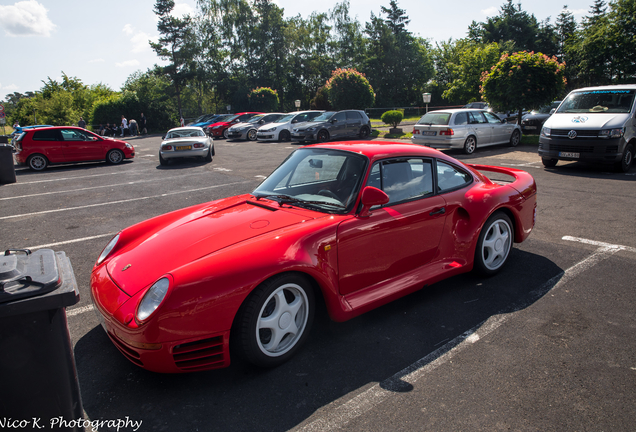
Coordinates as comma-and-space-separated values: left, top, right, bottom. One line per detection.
204, 148, 213, 163
542, 157, 558, 168
159, 153, 168, 166
106, 149, 124, 164
463, 136, 476, 154
28, 154, 48, 171
235, 273, 314, 367
509, 129, 521, 147
474, 212, 513, 276
359, 126, 370, 139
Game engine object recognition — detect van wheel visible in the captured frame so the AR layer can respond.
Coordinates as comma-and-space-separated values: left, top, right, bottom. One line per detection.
28, 154, 48, 171
616, 144, 633, 173
542, 157, 558, 168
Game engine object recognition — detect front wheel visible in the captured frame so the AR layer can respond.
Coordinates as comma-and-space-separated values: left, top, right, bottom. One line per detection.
542, 157, 558, 168
317, 130, 330, 143
106, 149, 124, 164
509, 129, 521, 147
222, 128, 229, 139
463, 136, 476, 154
234, 273, 314, 367
474, 212, 513, 276
278, 130, 291, 142
247, 129, 258, 141
617, 144, 634, 173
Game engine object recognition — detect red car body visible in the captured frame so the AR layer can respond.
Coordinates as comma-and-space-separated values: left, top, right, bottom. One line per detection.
204, 112, 263, 138
13, 126, 135, 171
91, 142, 536, 373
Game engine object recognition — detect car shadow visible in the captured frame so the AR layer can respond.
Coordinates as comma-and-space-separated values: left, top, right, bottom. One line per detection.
13, 160, 135, 177
76, 248, 562, 432
155, 158, 212, 170
540, 161, 636, 179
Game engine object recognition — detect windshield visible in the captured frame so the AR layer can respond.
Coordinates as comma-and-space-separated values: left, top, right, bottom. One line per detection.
557, 90, 635, 114
417, 112, 451, 125
253, 148, 368, 213
247, 115, 264, 124
310, 112, 337, 122
275, 114, 296, 123
166, 129, 206, 139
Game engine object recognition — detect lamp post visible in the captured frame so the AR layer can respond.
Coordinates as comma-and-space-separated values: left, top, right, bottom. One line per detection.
294, 100, 301, 111
422, 93, 431, 113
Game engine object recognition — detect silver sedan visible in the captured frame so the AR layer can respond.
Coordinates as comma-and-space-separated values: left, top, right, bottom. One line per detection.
159, 127, 214, 165
411, 109, 521, 154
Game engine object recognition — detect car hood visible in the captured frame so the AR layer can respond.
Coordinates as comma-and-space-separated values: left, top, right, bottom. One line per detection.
545, 113, 631, 129
293, 121, 326, 130
228, 122, 255, 131
106, 196, 315, 296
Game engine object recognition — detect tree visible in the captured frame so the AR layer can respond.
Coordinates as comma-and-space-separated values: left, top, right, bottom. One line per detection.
481, 51, 566, 123
249, 87, 279, 111
326, 68, 374, 110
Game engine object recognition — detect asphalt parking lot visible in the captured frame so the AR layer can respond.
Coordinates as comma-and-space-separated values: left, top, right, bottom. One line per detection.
1, 136, 635, 431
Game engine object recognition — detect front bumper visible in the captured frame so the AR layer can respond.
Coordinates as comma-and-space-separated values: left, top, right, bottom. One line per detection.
538, 136, 624, 163
226, 131, 248, 140
257, 132, 277, 141
291, 132, 315, 141
90, 265, 230, 373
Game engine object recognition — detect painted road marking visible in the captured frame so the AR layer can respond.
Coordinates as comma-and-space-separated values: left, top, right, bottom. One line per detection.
0, 181, 251, 221
3, 172, 127, 186
292, 238, 626, 432
26, 233, 117, 250
67, 304, 95, 317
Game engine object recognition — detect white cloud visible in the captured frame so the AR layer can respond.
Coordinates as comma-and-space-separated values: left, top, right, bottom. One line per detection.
122, 24, 157, 54
89, 58, 105, 64
172, 1, 194, 17
481, 6, 498, 16
1, 83, 19, 92
123, 24, 135, 35
0, 0, 56, 37
116, 60, 141, 68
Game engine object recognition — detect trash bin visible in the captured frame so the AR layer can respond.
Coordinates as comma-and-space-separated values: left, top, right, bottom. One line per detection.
0, 143, 16, 184
0, 249, 84, 431
0, 135, 9, 144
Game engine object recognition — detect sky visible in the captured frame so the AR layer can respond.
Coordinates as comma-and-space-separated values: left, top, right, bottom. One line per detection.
0, 0, 594, 99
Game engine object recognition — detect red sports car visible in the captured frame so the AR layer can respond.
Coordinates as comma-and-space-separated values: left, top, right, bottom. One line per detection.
91, 142, 536, 373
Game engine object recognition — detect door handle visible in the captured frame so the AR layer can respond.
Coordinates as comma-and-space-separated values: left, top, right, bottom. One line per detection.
429, 207, 446, 216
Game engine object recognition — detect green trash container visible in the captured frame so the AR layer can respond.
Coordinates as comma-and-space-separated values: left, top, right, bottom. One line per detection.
0, 143, 16, 184
0, 249, 84, 431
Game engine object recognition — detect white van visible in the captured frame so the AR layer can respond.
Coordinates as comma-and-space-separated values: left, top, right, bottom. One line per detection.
538, 85, 636, 172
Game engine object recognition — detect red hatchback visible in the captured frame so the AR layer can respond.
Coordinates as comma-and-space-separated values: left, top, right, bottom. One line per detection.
205, 112, 262, 139
13, 126, 135, 171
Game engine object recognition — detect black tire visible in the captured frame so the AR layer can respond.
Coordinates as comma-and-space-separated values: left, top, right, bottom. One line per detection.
359, 126, 370, 139
278, 130, 291, 142
509, 129, 521, 147
159, 153, 168, 166
317, 130, 330, 143
616, 143, 634, 173
222, 128, 229, 139
247, 129, 258, 141
28, 154, 48, 171
204, 148, 213, 163
106, 149, 125, 164
474, 212, 514, 276
234, 273, 314, 368
542, 157, 558, 168
463, 136, 476, 154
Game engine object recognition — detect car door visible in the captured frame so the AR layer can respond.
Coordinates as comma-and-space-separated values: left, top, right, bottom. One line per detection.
483, 111, 509, 144
60, 128, 104, 161
337, 158, 447, 295
345, 111, 362, 137
329, 112, 347, 138
30, 129, 65, 162
468, 111, 492, 146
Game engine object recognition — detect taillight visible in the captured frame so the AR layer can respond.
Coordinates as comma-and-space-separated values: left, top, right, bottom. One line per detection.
439, 128, 454, 136
193, 143, 204, 148
413, 128, 420, 134
162, 145, 173, 151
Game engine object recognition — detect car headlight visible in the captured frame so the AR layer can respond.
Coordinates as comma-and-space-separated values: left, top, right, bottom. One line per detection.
97, 234, 120, 265
541, 127, 551, 137
261, 127, 276, 132
598, 128, 623, 139
212, 125, 222, 129
137, 277, 170, 322
125, 143, 133, 149
305, 127, 316, 132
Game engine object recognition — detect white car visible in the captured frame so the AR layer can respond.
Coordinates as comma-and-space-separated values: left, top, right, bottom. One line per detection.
159, 127, 214, 165
226, 113, 285, 141
257, 111, 324, 142
411, 108, 521, 154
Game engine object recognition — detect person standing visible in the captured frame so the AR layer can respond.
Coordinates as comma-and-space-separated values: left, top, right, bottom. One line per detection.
121, 115, 128, 137
78, 117, 86, 129
139, 112, 147, 135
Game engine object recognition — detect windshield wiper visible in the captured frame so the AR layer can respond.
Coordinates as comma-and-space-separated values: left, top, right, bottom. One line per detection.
254, 194, 345, 209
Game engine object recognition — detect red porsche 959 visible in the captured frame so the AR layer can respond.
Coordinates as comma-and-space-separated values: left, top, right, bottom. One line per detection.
91, 142, 536, 373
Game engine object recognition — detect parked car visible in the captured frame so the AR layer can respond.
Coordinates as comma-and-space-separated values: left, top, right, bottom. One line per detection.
159, 127, 214, 166
290, 110, 371, 143
91, 141, 536, 373
187, 114, 218, 127
539, 85, 636, 172
12, 126, 135, 171
411, 108, 521, 154
463, 102, 524, 123
226, 113, 285, 141
257, 111, 324, 142
205, 112, 263, 139
520, 101, 561, 134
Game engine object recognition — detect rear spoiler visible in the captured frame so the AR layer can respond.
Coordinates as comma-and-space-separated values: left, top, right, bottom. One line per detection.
467, 163, 537, 201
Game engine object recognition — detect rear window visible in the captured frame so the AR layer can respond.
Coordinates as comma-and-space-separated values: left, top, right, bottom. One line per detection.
346, 111, 362, 120
417, 112, 451, 126
558, 89, 635, 114
32, 130, 58, 141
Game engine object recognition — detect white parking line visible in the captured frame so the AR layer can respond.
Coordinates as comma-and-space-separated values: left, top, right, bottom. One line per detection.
293, 238, 624, 432
67, 304, 95, 317
5, 172, 127, 186
0, 181, 251, 221
26, 233, 117, 250
562, 235, 636, 253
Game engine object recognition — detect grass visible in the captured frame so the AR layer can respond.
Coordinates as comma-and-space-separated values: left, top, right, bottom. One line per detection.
520, 134, 540, 146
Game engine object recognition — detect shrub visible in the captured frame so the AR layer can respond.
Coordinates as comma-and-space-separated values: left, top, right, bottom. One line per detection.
249, 87, 279, 112
381, 110, 403, 128
325, 68, 374, 111
310, 86, 331, 110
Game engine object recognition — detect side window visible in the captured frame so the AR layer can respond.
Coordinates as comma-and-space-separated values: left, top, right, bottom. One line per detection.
453, 112, 468, 125
333, 112, 346, 122
436, 161, 472, 193
483, 112, 502, 124
468, 112, 487, 124
366, 159, 434, 205
346, 111, 362, 120
60, 129, 90, 141
32, 130, 59, 141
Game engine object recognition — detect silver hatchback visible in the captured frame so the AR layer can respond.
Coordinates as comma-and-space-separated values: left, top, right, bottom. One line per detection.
411, 109, 521, 154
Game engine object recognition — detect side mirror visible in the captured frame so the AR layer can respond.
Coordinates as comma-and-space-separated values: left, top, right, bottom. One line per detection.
550, 108, 556, 115
358, 186, 389, 218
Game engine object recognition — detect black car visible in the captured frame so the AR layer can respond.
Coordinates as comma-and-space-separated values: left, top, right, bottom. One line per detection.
290, 110, 371, 143
520, 101, 561, 134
